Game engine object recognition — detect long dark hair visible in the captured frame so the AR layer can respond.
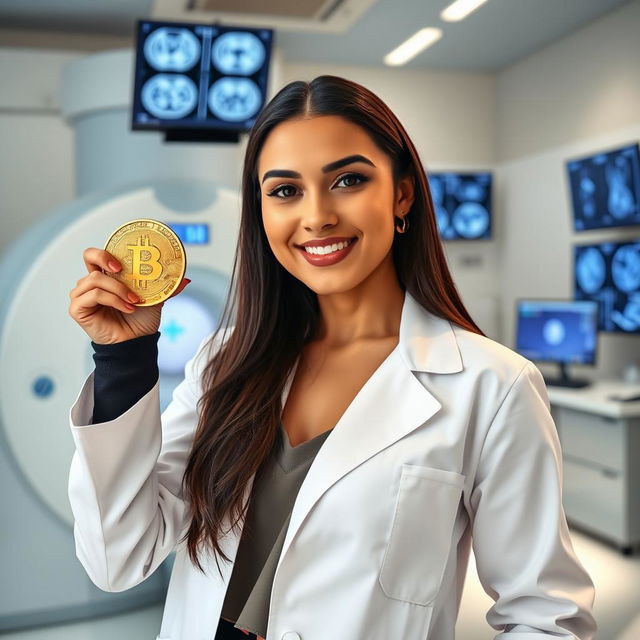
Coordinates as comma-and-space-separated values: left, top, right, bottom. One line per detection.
179, 75, 486, 576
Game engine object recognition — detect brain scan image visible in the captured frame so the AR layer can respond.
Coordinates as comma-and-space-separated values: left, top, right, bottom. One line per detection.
543, 318, 566, 346
211, 31, 266, 75
452, 202, 490, 238
575, 240, 640, 333
208, 77, 262, 122
144, 27, 201, 72
455, 179, 486, 202
611, 293, 640, 332
611, 243, 640, 293
576, 246, 607, 294
606, 155, 636, 219
141, 74, 198, 120
567, 143, 640, 231
427, 171, 492, 240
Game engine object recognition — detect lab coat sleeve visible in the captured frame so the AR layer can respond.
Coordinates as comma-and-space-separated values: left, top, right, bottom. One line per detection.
468, 361, 597, 640
67, 329, 227, 592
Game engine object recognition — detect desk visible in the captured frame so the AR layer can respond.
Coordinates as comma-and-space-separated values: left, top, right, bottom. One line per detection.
547, 380, 640, 554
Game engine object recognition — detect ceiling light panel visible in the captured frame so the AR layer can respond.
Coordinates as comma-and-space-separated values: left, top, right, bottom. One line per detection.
383, 27, 442, 66
440, 0, 490, 22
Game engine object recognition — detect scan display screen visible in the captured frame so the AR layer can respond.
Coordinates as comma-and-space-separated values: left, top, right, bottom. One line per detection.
132, 20, 274, 132
566, 143, 640, 231
574, 239, 640, 333
426, 172, 492, 240
515, 300, 598, 364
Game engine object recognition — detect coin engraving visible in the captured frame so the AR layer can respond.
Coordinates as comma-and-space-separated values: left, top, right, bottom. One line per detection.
103, 218, 187, 306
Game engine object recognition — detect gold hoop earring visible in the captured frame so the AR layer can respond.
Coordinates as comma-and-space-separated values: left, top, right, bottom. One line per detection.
395, 214, 409, 234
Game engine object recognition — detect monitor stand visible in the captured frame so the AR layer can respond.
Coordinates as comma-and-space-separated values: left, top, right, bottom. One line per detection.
543, 362, 591, 388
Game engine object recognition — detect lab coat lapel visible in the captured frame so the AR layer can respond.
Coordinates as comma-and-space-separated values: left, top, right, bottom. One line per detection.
274, 290, 463, 577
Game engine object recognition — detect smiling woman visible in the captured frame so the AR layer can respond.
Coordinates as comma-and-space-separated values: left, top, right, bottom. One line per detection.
257, 117, 409, 287
67, 73, 597, 640
175, 74, 594, 640
180, 75, 491, 639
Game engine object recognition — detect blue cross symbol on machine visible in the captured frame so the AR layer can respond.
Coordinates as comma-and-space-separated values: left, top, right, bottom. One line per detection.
163, 317, 186, 342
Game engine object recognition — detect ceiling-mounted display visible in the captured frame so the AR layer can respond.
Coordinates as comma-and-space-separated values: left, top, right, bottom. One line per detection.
132, 19, 274, 135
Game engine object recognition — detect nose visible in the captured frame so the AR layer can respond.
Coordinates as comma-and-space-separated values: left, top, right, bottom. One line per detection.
301, 189, 339, 232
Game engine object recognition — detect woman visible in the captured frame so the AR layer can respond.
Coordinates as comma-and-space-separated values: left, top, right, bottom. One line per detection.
67, 75, 597, 639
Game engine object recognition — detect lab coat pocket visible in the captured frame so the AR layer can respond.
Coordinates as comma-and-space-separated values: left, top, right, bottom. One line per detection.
379, 463, 466, 606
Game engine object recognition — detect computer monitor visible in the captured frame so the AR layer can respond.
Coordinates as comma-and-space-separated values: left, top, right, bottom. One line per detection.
515, 299, 599, 388
566, 142, 640, 231
425, 171, 492, 240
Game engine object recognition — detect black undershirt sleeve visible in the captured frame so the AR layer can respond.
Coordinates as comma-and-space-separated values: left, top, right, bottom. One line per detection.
90, 331, 160, 424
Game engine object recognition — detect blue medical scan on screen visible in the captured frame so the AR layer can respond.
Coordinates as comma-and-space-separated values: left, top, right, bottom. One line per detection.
132, 20, 273, 133
426, 171, 492, 240
566, 142, 640, 231
574, 239, 640, 333
515, 300, 598, 364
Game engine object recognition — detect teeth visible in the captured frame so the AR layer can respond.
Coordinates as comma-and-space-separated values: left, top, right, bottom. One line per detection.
304, 238, 353, 255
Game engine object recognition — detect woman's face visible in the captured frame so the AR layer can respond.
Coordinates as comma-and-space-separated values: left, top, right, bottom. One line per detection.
257, 115, 413, 296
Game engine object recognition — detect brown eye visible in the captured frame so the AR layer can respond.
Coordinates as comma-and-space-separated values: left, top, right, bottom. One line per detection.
266, 172, 369, 199
267, 184, 298, 199
334, 172, 369, 188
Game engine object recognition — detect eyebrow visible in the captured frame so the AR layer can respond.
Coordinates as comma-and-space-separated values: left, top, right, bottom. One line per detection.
260, 154, 376, 184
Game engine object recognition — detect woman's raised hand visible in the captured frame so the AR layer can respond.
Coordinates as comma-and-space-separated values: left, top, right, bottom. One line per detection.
68, 247, 190, 345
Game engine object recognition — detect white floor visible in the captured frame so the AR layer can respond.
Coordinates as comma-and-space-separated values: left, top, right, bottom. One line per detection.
1, 527, 638, 639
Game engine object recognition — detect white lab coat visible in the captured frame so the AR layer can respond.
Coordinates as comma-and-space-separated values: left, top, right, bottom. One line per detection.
67, 291, 597, 640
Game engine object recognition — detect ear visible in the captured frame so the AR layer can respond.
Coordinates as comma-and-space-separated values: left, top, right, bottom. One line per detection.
395, 173, 415, 217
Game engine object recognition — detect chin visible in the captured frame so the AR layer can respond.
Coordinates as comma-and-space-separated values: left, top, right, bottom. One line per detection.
303, 275, 366, 297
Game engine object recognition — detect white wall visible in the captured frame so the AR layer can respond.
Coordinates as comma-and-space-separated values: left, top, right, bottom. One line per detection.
0, 48, 79, 258
496, 0, 640, 163
280, 62, 497, 166
495, 0, 640, 379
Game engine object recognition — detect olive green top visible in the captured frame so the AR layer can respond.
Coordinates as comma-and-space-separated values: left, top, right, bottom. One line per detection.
220, 421, 334, 637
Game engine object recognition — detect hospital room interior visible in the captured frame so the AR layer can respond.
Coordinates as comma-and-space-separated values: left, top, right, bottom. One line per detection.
1, 0, 640, 638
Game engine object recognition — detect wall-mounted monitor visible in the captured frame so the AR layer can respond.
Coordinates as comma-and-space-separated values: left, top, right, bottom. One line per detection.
515, 299, 598, 388
566, 142, 640, 231
426, 171, 492, 240
132, 20, 274, 141
574, 239, 640, 333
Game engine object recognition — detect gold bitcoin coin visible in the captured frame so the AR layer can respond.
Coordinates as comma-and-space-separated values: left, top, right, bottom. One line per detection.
103, 218, 187, 307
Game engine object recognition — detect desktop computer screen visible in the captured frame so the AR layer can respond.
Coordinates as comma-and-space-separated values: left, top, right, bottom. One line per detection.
515, 299, 598, 387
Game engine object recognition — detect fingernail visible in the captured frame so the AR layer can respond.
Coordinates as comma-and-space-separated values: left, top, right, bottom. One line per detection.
108, 261, 121, 271
127, 292, 139, 302
184, 278, 191, 283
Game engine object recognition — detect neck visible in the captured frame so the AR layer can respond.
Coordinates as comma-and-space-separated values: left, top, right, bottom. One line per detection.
313, 258, 405, 347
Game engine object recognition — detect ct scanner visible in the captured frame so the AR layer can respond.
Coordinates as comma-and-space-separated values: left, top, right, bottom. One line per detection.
0, 47, 282, 631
